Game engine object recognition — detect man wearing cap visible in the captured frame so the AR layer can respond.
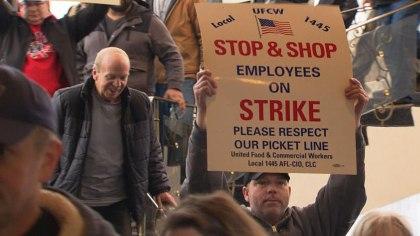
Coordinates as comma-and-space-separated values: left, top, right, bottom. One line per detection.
181, 69, 369, 235
51, 47, 176, 236
0, 65, 118, 236
0, 0, 108, 96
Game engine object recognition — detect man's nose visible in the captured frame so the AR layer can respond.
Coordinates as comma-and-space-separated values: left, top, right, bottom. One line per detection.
113, 80, 122, 87
267, 184, 278, 193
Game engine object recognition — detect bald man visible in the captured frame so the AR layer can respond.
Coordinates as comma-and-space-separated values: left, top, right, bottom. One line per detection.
51, 47, 175, 236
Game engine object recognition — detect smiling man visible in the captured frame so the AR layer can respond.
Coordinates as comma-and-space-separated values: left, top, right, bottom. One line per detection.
51, 47, 176, 236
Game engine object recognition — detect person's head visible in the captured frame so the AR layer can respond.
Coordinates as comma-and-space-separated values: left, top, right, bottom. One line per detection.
18, 0, 51, 25
160, 191, 268, 236
92, 47, 130, 104
0, 65, 62, 233
352, 211, 413, 236
109, 0, 133, 13
242, 172, 291, 225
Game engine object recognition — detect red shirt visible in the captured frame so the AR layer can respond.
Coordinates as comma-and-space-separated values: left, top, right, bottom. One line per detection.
22, 24, 66, 96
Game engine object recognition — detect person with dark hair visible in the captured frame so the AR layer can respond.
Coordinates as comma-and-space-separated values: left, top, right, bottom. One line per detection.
76, 0, 186, 109
0, 65, 118, 236
51, 47, 176, 236
160, 191, 268, 236
0, 0, 108, 95
181, 69, 369, 235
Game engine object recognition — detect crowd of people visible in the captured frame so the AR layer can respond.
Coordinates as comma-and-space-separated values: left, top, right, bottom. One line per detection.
0, 0, 417, 235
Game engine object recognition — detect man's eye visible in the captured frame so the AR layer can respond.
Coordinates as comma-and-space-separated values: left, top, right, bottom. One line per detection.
257, 181, 268, 185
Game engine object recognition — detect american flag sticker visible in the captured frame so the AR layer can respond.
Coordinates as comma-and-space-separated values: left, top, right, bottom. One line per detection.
257, 18, 293, 36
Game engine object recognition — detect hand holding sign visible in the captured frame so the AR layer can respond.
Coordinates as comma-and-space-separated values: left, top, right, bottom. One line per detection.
196, 3, 360, 174
345, 78, 369, 129
194, 69, 217, 130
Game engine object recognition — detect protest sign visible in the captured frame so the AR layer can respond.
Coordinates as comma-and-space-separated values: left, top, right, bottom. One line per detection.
195, 3, 356, 174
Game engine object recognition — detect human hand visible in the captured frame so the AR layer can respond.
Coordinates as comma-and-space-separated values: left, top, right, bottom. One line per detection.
155, 192, 177, 210
345, 78, 369, 128
164, 88, 186, 110
194, 69, 217, 129
362, 0, 374, 7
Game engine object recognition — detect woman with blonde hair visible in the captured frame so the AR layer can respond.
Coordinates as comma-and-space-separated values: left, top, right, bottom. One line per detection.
160, 191, 268, 236
352, 211, 413, 236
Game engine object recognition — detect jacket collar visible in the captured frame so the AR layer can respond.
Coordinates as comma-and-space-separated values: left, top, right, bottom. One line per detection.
246, 206, 292, 231
120, 2, 148, 24
165, 0, 178, 21
149, 0, 178, 21
100, 2, 146, 37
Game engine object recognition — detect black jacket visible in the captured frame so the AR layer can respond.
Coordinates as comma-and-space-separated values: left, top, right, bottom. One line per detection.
181, 124, 367, 235
0, 4, 108, 86
51, 78, 170, 222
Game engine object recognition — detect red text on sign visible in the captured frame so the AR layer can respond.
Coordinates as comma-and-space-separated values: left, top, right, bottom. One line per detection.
240, 99, 321, 122
214, 39, 264, 56
286, 42, 337, 58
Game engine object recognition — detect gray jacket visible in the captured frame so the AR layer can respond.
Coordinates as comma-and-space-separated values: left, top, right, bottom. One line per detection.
76, 2, 184, 95
181, 123, 367, 236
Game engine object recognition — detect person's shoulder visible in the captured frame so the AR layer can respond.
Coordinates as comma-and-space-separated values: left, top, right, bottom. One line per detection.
288, 205, 313, 226
41, 187, 118, 236
128, 88, 150, 104
54, 83, 83, 99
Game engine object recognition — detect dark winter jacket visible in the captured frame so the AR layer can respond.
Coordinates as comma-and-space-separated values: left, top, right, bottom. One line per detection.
181, 123, 367, 236
76, 2, 184, 95
51, 78, 170, 222
0, 4, 108, 86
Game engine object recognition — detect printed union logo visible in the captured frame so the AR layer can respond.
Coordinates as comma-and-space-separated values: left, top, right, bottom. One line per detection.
332, 163, 344, 168
256, 18, 293, 37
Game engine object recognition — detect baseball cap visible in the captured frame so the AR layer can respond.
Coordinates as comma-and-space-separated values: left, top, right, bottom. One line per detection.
19, 0, 48, 4
242, 172, 290, 186
0, 65, 56, 146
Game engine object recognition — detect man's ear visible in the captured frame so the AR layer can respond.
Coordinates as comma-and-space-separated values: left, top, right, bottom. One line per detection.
38, 138, 62, 183
92, 66, 98, 81
242, 185, 250, 202
17, 3, 24, 15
